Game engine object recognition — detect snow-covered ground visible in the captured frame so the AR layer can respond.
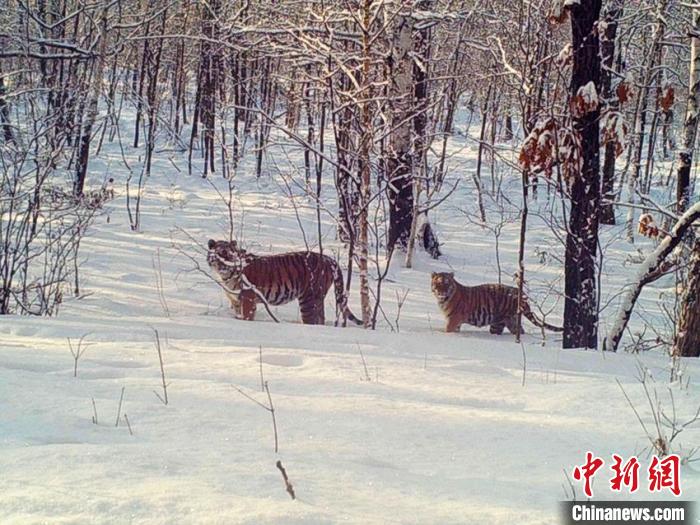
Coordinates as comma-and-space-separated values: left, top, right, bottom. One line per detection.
2, 113, 699, 523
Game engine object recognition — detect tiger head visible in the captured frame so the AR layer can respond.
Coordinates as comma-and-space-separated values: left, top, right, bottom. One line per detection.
207, 239, 248, 279
431, 272, 456, 301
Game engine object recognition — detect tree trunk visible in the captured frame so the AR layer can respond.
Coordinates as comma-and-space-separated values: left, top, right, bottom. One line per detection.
563, 0, 602, 349
358, 0, 373, 327
387, 5, 414, 252
405, 0, 433, 267
677, 8, 700, 214
73, 5, 109, 196
599, 0, 624, 225
673, 8, 700, 358
0, 61, 14, 143
674, 240, 700, 357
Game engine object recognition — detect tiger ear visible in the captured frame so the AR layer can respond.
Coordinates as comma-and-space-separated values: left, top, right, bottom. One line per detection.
431, 272, 436, 277
447, 272, 454, 278
207, 239, 216, 250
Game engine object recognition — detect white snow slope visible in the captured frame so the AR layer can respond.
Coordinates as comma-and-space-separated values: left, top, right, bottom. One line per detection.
1, 117, 699, 524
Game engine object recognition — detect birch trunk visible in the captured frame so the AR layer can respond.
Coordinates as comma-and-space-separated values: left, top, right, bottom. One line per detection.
387, 3, 414, 253
358, 0, 373, 327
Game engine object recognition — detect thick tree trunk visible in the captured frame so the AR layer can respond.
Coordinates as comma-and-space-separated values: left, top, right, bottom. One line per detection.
677, 8, 700, 214
144, 7, 167, 177
74, 6, 109, 196
673, 8, 700, 358
563, 0, 602, 349
405, 0, 434, 267
674, 240, 700, 357
387, 5, 414, 252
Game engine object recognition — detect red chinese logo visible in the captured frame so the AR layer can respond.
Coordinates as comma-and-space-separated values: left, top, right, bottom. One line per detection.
572, 453, 681, 498
610, 454, 640, 493
648, 455, 681, 497
573, 452, 604, 498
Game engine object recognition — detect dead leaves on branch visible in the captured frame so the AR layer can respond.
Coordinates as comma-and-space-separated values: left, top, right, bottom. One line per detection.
659, 85, 675, 112
616, 81, 632, 105
570, 81, 599, 118
519, 117, 582, 184
638, 213, 661, 239
601, 111, 628, 157
520, 112, 627, 184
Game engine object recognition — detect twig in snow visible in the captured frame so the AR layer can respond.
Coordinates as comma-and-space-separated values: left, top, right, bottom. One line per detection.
91, 397, 98, 425
123, 413, 133, 435
153, 328, 169, 405
394, 288, 409, 333
259, 346, 265, 392
615, 367, 700, 459
68, 334, 93, 377
276, 460, 296, 500
357, 344, 371, 381
561, 468, 577, 501
115, 386, 125, 427
265, 382, 278, 454
152, 248, 171, 318
233, 381, 279, 453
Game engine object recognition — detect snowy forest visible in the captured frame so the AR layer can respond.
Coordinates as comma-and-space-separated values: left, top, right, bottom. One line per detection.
2, 0, 700, 523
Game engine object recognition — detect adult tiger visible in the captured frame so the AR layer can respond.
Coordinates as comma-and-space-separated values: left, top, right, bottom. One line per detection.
430, 272, 563, 334
207, 239, 362, 326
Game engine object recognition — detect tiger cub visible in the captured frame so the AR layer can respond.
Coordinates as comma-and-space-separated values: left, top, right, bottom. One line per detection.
430, 272, 563, 334
207, 239, 362, 326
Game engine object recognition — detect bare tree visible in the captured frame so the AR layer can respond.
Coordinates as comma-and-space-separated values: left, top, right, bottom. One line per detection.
563, 0, 603, 349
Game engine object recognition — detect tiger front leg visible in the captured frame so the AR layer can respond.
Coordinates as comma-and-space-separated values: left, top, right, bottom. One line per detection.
226, 292, 242, 316
238, 291, 257, 321
445, 316, 462, 333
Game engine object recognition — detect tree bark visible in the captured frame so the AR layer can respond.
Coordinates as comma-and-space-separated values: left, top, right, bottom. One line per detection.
673, 8, 700, 358
599, 0, 624, 225
358, 0, 373, 327
677, 8, 700, 214
387, 4, 414, 252
674, 240, 700, 357
0, 61, 14, 143
73, 5, 109, 196
563, 0, 602, 349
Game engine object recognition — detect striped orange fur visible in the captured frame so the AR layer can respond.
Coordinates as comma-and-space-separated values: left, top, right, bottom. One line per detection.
430, 272, 563, 334
207, 239, 361, 326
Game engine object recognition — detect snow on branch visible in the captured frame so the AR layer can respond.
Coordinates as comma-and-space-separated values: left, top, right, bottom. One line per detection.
605, 202, 700, 352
